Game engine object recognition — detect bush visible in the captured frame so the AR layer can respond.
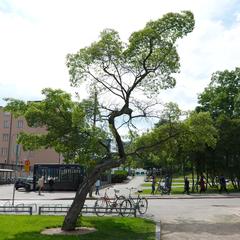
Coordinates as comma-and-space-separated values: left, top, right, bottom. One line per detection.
111, 170, 128, 183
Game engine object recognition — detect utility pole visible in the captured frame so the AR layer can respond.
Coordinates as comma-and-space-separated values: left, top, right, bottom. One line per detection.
7, 113, 13, 164
93, 86, 97, 127
89, 87, 98, 198
12, 144, 19, 206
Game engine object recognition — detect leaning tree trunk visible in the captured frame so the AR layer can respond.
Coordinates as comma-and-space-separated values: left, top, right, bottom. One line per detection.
61, 159, 121, 231
61, 176, 96, 231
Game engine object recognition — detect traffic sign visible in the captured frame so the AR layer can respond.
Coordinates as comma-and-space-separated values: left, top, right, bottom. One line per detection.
24, 160, 30, 172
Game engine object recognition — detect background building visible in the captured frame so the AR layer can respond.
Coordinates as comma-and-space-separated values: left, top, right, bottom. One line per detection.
0, 107, 62, 169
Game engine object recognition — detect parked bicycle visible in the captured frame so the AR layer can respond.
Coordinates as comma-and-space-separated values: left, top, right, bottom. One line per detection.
120, 187, 148, 216
94, 187, 125, 216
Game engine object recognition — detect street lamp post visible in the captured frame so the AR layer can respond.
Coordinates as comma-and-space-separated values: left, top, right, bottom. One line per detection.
12, 144, 20, 206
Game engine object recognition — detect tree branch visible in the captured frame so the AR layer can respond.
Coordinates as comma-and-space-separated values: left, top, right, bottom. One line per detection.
87, 70, 124, 100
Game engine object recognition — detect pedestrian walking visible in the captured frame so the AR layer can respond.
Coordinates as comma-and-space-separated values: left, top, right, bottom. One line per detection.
199, 175, 206, 193
48, 177, 54, 192
184, 177, 190, 194
95, 179, 101, 195
164, 175, 171, 194
38, 176, 44, 195
219, 174, 228, 193
151, 176, 156, 195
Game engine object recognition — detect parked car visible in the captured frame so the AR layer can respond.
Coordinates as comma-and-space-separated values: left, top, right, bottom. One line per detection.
15, 177, 34, 192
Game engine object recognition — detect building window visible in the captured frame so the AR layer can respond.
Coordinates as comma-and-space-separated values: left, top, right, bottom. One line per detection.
3, 120, 9, 128
1, 148, 8, 156
17, 120, 24, 128
2, 134, 9, 142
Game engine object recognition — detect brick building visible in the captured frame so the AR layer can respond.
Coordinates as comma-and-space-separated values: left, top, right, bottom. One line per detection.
0, 107, 62, 168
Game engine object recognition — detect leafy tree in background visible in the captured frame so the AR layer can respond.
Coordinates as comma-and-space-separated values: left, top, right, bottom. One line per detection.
197, 67, 240, 186
134, 110, 217, 191
197, 68, 240, 119
6, 11, 195, 231
181, 112, 217, 191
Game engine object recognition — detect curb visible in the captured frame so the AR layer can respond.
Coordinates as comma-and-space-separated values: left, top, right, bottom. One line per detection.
156, 221, 161, 240
143, 194, 240, 200
1, 195, 240, 201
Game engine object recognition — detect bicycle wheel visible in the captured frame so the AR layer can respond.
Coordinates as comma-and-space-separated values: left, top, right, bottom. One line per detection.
94, 198, 108, 216
138, 197, 148, 214
115, 195, 125, 213
120, 199, 132, 217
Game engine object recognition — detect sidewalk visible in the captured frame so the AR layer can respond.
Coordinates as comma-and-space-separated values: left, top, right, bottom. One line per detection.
0, 176, 144, 201
143, 192, 240, 199
1, 177, 240, 201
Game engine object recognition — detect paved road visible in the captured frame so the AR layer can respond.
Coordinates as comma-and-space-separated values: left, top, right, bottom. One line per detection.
145, 198, 240, 240
0, 176, 143, 201
1, 176, 240, 239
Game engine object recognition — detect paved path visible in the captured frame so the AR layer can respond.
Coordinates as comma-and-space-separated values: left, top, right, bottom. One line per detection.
0, 176, 144, 201
144, 197, 240, 240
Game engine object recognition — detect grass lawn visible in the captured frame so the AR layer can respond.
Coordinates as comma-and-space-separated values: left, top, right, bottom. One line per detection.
0, 215, 155, 240
142, 182, 185, 187
140, 184, 239, 195
141, 187, 184, 195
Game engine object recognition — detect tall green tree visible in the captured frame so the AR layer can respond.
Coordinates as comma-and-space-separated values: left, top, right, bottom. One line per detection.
7, 11, 195, 231
65, 11, 194, 230
197, 68, 240, 118
4, 89, 108, 165
133, 111, 217, 191
197, 67, 240, 183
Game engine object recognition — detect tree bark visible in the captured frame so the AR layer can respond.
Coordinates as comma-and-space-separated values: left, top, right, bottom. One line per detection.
61, 158, 121, 231
61, 178, 93, 231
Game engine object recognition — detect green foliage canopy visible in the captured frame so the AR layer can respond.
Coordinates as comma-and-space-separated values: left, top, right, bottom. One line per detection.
198, 67, 240, 118
4, 88, 108, 168
67, 11, 195, 101
133, 111, 217, 170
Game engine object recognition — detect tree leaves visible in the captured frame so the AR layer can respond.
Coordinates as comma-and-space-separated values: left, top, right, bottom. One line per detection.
4, 88, 109, 168
67, 11, 195, 99
198, 67, 240, 118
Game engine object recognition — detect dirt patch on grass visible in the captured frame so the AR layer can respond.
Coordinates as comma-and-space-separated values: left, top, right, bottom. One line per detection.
41, 227, 97, 235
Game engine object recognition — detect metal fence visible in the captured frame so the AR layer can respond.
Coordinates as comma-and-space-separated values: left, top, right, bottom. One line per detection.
39, 204, 137, 217
0, 202, 137, 217
0, 205, 33, 215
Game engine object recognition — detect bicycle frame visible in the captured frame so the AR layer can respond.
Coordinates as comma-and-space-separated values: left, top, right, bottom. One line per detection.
124, 187, 148, 214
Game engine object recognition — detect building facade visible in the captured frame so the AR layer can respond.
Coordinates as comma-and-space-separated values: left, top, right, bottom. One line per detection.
0, 107, 62, 168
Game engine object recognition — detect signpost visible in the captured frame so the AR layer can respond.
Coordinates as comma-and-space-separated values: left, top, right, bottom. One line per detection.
24, 160, 30, 173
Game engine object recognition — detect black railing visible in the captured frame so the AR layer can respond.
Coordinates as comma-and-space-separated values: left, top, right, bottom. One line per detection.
0, 205, 32, 215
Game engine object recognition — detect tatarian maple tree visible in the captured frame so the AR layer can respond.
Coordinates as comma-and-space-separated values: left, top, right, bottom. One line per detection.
5, 11, 195, 231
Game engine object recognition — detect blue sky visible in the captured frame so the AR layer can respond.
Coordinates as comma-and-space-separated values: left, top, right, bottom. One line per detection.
0, 0, 240, 116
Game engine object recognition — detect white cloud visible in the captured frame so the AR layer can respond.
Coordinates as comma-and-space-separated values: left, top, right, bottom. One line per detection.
0, 0, 240, 112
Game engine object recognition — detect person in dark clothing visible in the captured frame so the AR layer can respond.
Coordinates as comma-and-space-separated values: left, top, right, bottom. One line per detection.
48, 177, 54, 192
164, 175, 171, 194
199, 175, 206, 193
95, 179, 101, 195
184, 177, 190, 194
219, 174, 228, 193
151, 176, 156, 195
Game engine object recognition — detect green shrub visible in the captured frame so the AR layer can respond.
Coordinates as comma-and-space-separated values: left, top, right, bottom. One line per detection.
111, 170, 128, 183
